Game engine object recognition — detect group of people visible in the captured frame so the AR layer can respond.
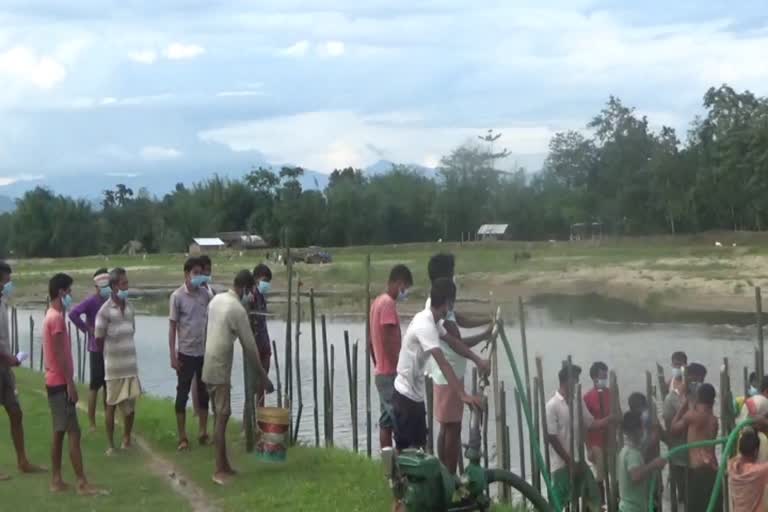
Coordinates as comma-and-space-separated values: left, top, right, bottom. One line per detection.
0, 255, 277, 494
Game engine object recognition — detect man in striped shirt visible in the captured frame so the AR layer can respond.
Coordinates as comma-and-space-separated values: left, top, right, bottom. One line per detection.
95, 267, 141, 455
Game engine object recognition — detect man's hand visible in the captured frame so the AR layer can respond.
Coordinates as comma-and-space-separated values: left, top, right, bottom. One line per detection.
265, 378, 275, 395
461, 392, 483, 411
66, 381, 79, 404
170, 353, 180, 372
475, 358, 491, 377
651, 457, 667, 470
88, 327, 95, 338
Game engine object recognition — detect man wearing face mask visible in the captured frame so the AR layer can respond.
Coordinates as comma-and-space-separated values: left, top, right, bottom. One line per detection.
95, 267, 141, 455
583, 361, 619, 507
0, 261, 44, 480
202, 269, 274, 485
662, 351, 689, 505
69, 268, 110, 432
369, 264, 413, 450
169, 257, 211, 451
249, 263, 273, 407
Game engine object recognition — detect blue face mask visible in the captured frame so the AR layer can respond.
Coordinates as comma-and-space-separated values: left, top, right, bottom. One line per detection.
258, 280, 271, 296
117, 289, 129, 301
749, 386, 759, 397
2, 281, 14, 298
397, 287, 410, 302
190, 275, 207, 288
670, 367, 683, 379
99, 286, 111, 299
62, 294, 73, 310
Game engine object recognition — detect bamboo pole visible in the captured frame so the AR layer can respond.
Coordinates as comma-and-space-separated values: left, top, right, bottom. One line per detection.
720, 362, 731, 512
515, 387, 527, 509
321, 315, 330, 446
536, 357, 551, 475
567, 357, 577, 512
364, 253, 372, 458
518, 297, 536, 502
743, 366, 750, 397
10, 306, 14, 354
656, 363, 669, 399
329, 344, 335, 447
645, 371, 660, 512
426, 377, 434, 455
293, 277, 303, 444
575, 381, 585, 512
755, 347, 760, 382
608, 371, 622, 511
599, 382, 613, 512
76, 328, 84, 383
29, 316, 34, 370
499, 382, 509, 503
532, 376, 542, 493
492, 341, 503, 487
310, 288, 319, 447
757, 287, 764, 380
243, 345, 255, 452
352, 340, 359, 454
272, 340, 282, 408
344, 332, 355, 451
285, 254, 294, 439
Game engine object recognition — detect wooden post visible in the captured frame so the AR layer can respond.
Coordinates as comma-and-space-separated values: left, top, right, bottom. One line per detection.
272, 340, 282, 408
364, 253, 372, 458
321, 315, 330, 446
285, 254, 294, 438
599, 383, 613, 512
29, 316, 34, 370
426, 377, 434, 455
499, 382, 509, 503
567, 357, 577, 512
608, 371, 622, 511
293, 277, 303, 444
10, 306, 16, 354
515, 388, 527, 509
536, 357, 551, 475
532, 376, 542, 493
492, 342, 503, 493
352, 340, 359, 454
243, 346, 255, 452
656, 363, 669, 399
645, 371, 660, 512
329, 344, 335, 447
518, 297, 537, 500
755, 347, 761, 382
743, 366, 750, 397
575, 381, 585, 512
310, 289, 319, 447
757, 287, 764, 379
344, 332, 355, 452
720, 361, 732, 512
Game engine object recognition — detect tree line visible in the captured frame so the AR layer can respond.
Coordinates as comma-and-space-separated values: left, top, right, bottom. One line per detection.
1, 83, 766, 258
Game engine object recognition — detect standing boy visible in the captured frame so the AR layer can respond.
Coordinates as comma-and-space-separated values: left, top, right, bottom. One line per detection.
369, 264, 413, 450
69, 268, 110, 432
202, 270, 274, 485
670, 381, 721, 512
546, 363, 601, 511
249, 263, 273, 407
0, 261, 43, 479
169, 257, 211, 450
617, 411, 666, 512
392, 277, 483, 452
425, 253, 492, 474
582, 361, 616, 505
95, 268, 141, 455
44, 273, 103, 495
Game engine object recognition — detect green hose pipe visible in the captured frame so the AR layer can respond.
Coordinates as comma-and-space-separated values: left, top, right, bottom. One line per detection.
497, 321, 563, 511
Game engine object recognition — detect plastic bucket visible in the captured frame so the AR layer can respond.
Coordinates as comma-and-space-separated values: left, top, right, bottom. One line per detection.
256, 406, 290, 462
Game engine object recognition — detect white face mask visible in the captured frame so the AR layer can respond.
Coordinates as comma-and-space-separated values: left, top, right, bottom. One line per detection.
670, 367, 683, 379
596, 378, 609, 390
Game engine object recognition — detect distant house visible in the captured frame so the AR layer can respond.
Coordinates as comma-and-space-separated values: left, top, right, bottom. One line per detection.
216, 231, 268, 249
189, 237, 226, 255
477, 224, 511, 241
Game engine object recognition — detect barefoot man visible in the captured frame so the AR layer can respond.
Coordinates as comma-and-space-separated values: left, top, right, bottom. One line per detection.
44, 273, 104, 495
202, 269, 274, 485
95, 267, 141, 455
0, 260, 44, 480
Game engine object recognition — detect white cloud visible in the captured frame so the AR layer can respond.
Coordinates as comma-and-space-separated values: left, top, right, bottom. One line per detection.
0, 174, 44, 187
128, 50, 158, 64
199, 110, 556, 171
0, 47, 66, 89
105, 172, 140, 178
279, 40, 310, 57
140, 146, 182, 161
319, 40, 345, 57
216, 90, 265, 97
164, 43, 205, 60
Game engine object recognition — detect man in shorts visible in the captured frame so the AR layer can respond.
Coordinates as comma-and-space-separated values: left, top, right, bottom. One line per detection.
44, 273, 103, 495
169, 257, 211, 450
69, 268, 110, 432
425, 253, 492, 474
369, 264, 413, 450
392, 277, 484, 452
95, 267, 141, 455
0, 260, 43, 480
202, 270, 274, 485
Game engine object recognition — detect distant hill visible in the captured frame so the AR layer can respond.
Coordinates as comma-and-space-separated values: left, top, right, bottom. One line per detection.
364, 160, 438, 179
0, 195, 14, 213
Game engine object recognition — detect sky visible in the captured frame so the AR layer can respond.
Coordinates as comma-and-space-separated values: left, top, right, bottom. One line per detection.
1, 0, 768, 188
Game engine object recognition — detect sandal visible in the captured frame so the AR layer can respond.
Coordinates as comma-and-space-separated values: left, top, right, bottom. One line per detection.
198, 434, 210, 446
177, 438, 190, 452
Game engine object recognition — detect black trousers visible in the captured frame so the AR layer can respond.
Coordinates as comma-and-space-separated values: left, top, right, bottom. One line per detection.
392, 390, 427, 450
175, 353, 209, 413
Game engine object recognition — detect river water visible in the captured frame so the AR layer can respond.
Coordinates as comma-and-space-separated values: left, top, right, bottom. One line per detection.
14, 295, 760, 476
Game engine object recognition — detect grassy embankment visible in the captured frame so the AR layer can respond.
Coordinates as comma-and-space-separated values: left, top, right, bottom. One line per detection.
8, 232, 768, 315
0, 368, 523, 511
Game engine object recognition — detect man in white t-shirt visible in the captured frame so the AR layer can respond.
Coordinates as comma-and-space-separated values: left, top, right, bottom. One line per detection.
392, 277, 485, 450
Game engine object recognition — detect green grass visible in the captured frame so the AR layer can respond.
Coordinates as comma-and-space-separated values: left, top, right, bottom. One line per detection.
1, 369, 522, 512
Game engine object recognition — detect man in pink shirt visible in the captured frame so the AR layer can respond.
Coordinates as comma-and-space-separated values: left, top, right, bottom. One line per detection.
44, 273, 103, 496
369, 264, 413, 450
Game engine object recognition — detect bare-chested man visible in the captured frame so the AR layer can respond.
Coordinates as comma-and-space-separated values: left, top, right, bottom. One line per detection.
670, 381, 721, 512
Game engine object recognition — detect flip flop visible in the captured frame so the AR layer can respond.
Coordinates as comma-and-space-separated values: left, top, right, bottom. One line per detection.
177, 438, 190, 452
211, 474, 229, 486
0, 473, 10, 481
198, 434, 210, 446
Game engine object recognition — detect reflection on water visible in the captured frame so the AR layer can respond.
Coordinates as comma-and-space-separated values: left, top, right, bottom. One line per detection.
13, 295, 761, 474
